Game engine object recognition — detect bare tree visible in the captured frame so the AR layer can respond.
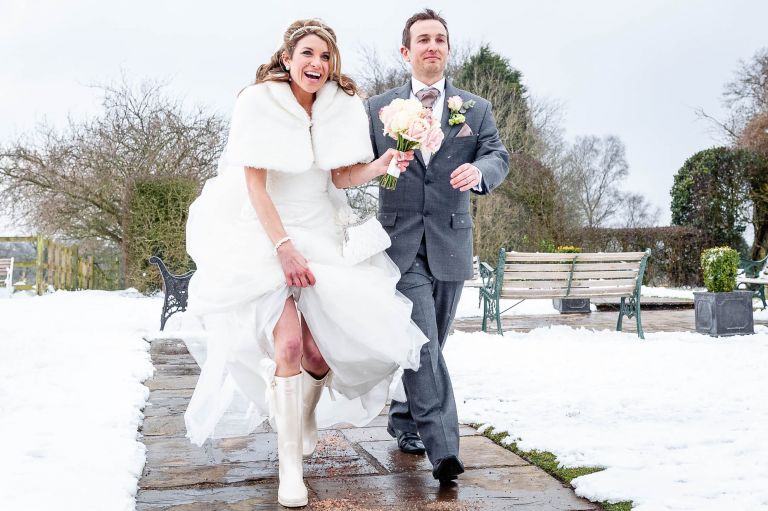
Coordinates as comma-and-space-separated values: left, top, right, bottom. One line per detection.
615, 192, 661, 228
0, 77, 227, 248
724, 48, 768, 126
698, 47, 768, 141
561, 135, 629, 228
528, 95, 568, 176
355, 45, 410, 98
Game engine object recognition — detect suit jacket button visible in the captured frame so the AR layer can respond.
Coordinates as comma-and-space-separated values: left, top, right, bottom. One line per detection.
424, 211, 431, 217
425, 179, 432, 185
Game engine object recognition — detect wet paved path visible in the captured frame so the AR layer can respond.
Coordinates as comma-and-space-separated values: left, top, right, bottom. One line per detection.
137, 338, 599, 510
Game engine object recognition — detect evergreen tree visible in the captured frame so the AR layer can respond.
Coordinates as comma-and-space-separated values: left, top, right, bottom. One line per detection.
670, 147, 767, 253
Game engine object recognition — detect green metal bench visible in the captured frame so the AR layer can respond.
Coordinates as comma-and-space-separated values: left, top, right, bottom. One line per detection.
480, 249, 652, 339
737, 254, 768, 309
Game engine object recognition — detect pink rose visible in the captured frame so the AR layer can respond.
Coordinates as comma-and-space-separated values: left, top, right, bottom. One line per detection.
379, 106, 397, 134
421, 125, 444, 152
404, 118, 429, 143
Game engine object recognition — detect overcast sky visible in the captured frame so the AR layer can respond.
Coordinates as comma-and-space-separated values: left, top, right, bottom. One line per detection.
2, 0, 766, 234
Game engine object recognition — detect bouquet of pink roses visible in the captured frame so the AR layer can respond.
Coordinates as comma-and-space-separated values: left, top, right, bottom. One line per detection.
378, 98, 444, 190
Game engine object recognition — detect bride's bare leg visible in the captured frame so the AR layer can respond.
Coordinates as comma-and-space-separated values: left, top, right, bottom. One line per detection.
274, 296, 303, 377
300, 317, 330, 378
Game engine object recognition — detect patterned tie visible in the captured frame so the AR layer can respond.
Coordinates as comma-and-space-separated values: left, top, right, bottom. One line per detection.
415, 87, 439, 110
415, 87, 440, 166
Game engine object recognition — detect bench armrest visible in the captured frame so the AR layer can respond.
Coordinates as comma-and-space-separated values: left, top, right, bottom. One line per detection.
739, 255, 768, 278
478, 262, 494, 294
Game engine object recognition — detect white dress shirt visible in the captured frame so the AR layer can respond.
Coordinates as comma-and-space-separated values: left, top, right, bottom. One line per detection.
410, 76, 482, 191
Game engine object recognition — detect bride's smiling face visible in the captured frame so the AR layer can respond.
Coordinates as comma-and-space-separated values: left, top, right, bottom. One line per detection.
284, 34, 331, 95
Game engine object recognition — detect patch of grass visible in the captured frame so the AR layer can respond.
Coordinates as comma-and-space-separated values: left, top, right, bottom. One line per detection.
471, 423, 633, 511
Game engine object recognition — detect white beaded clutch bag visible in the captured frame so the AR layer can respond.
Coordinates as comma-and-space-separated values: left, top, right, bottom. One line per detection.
341, 214, 392, 265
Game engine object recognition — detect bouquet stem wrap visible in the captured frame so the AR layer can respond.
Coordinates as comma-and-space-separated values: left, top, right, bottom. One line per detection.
380, 141, 411, 191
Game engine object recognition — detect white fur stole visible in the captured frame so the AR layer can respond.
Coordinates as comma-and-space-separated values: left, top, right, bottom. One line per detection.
224, 81, 374, 173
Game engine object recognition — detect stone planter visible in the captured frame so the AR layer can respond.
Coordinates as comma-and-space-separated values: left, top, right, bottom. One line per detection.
694, 290, 754, 337
552, 298, 591, 314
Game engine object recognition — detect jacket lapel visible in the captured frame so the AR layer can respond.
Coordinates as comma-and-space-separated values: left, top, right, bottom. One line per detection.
441, 80, 462, 141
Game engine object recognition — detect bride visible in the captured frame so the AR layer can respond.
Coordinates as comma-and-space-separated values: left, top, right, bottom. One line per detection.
184, 18, 428, 508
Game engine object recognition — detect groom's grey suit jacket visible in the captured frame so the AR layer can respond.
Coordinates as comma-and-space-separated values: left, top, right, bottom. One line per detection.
366, 80, 509, 281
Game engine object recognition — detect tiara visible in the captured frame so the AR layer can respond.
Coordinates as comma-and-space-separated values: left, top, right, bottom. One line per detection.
289, 25, 330, 41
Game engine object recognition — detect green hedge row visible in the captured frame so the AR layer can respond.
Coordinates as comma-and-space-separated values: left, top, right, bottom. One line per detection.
124, 176, 198, 293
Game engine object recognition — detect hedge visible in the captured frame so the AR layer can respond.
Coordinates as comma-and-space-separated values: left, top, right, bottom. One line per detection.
123, 176, 199, 293
558, 226, 709, 287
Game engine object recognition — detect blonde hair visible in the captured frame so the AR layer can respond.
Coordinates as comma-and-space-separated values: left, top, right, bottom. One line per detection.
255, 19, 358, 96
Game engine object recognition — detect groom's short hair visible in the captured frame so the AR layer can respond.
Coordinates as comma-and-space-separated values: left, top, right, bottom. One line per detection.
402, 9, 450, 49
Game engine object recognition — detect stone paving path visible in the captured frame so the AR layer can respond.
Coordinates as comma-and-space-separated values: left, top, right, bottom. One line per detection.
137, 338, 599, 510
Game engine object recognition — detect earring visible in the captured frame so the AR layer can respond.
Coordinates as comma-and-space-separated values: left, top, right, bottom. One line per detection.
285, 64, 290, 71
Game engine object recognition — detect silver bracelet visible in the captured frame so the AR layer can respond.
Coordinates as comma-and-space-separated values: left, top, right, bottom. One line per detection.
273, 236, 292, 255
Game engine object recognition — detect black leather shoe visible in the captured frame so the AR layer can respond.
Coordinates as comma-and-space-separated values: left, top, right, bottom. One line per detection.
394, 430, 426, 455
432, 455, 465, 484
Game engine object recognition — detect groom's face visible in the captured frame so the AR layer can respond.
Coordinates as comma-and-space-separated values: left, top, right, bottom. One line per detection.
401, 20, 450, 80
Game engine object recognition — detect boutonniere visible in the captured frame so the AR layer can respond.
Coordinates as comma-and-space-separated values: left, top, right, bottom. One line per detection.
447, 96, 475, 126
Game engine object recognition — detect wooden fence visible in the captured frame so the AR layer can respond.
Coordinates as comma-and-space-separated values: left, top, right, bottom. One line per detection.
0, 235, 116, 295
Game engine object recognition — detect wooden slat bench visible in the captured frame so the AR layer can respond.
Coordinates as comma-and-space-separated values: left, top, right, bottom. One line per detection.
0, 257, 14, 298
480, 249, 652, 338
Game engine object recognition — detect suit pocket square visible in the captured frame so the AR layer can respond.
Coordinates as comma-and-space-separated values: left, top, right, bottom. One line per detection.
456, 124, 474, 137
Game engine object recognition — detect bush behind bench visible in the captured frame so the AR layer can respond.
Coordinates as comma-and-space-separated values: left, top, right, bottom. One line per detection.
559, 226, 708, 287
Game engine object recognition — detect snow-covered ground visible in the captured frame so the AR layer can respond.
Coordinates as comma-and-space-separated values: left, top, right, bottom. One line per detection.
0, 290, 160, 511
447, 326, 768, 511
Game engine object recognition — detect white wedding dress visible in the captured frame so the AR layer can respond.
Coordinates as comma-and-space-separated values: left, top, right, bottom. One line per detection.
183, 153, 429, 445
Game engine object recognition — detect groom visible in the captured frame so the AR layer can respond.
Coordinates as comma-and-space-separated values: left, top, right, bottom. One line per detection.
366, 9, 509, 483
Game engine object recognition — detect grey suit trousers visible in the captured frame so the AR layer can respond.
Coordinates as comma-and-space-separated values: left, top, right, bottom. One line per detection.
388, 241, 463, 465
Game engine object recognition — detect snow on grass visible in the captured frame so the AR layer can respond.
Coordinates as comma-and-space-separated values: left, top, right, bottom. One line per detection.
0, 290, 160, 511
446, 326, 768, 510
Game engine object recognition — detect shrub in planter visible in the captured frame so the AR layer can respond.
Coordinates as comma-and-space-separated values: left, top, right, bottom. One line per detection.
552, 245, 591, 314
694, 247, 754, 336
701, 247, 739, 292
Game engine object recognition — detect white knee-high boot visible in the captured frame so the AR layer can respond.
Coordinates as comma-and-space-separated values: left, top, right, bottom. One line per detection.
302, 369, 331, 457
272, 373, 308, 508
